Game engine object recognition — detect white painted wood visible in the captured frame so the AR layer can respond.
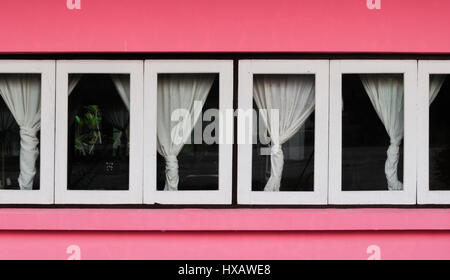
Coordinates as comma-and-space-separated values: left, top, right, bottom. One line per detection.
329, 60, 417, 205
418, 60, 450, 205
0, 60, 55, 204
144, 60, 233, 205
237, 60, 329, 205
55, 60, 144, 204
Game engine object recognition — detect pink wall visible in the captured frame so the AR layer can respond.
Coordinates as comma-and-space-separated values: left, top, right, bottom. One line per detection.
0, 0, 450, 53
0, 231, 448, 260
1, 0, 450, 259
0, 209, 448, 260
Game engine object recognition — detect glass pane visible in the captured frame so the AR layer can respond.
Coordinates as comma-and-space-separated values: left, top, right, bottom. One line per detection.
342, 74, 404, 191
429, 74, 450, 190
0, 74, 41, 190
157, 73, 219, 191
252, 74, 315, 192
67, 74, 130, 191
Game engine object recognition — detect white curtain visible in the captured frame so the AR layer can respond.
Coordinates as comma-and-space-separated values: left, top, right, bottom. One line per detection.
429, 75, 446, 105
69, 74, 82, 95
110, 75, 131, 149
360, 74, 404, 191
0, 75, 41, 190
104, 105, 129, 151
253, 75, 315, 192
110, 75, 130, 110
68, 75, 83, 127
157, 74, 215, 191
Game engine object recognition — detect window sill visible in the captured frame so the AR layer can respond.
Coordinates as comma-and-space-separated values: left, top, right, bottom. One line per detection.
0, 209, 449, 231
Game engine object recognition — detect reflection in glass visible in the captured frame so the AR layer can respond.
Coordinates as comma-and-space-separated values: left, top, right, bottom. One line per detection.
67, 74, 130, 191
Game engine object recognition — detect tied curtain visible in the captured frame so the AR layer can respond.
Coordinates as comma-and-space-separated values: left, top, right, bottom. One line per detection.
360, 74, 447, 191
0, 75, 41, 190
253, 75, 315, 192
157, 74, 215, 191
360, 75, 404, 191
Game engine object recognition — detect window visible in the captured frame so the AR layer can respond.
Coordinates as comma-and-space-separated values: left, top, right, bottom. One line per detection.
55, 61, 143, 204
144, 60, 233, 204
418, 60, 450, 204
0, 57, 448, 207
0, 60, 55, 204
329, 60, 417, 205
237, 60, 329, 205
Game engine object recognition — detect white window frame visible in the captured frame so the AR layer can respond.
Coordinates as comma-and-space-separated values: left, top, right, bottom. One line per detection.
418, 60, 450, 204
329, 60, 417, 205
55, 60, 144, 204
144, 60, 234, 205
237, 60, 329, 205
0, 60, 55, 204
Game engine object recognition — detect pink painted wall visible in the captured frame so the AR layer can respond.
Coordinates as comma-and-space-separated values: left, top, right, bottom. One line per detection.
0, 209, 447, 260
0, 0, 449, 53
1, 0, 450, 259
0, 231, 449, 260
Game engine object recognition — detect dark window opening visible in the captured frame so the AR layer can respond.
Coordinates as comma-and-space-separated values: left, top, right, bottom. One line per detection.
157, 74, 220, 191
67, 74, 130, 191
251, 74, 315, 192
0, 74, 41, 191
429, 74, 450, 191
342, 74, 404, 191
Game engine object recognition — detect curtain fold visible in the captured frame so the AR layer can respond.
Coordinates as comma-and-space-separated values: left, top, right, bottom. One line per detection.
0, 75, 41, 190
253, 75, 315, 192
360, 74, 404, 191
429, 75, 446, 105
110, 75, 130, 110
104, 104, 129, 151
68, 74, 82, 95
157, 74, 215, 191
109, 75, 131, 150
68, 75, 83, 127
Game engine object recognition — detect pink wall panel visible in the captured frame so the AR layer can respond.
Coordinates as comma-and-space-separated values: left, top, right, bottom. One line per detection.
1, 1, 450, 259
0, 231, 449, 260
0, 0, 449, 53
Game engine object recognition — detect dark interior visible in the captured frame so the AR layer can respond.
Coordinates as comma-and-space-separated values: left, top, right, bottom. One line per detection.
0, 74, 40, 190
67, 74, 130, 191
429, 74, 450, 190
342, 74, 404, 191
